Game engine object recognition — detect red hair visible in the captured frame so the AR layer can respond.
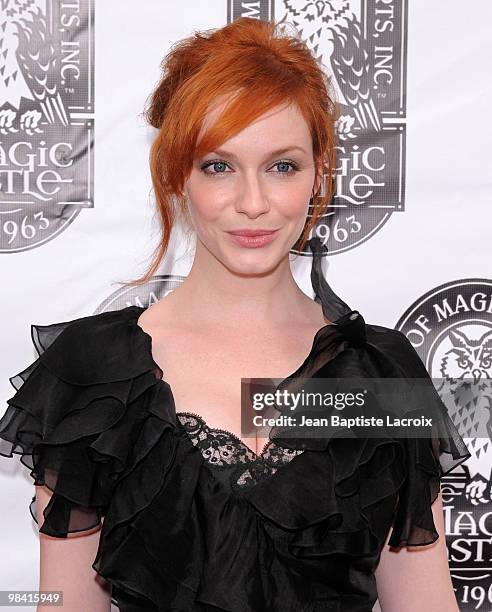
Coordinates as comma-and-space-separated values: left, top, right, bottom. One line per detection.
129, 17, 340, 286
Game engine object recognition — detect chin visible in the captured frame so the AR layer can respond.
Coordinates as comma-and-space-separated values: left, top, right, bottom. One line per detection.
223, 245, 285, 275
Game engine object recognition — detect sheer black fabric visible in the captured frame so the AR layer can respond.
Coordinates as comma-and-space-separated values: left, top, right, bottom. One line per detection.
0, 235, 471, 611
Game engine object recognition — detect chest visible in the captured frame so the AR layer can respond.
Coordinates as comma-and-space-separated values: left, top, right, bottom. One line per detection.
148, 323, 321, 457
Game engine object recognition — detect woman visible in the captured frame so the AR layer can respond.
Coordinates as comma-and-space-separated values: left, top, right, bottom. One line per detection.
0, 17, 470, 612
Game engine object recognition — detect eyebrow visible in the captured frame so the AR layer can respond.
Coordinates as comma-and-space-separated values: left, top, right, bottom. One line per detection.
207, 145, 309, 159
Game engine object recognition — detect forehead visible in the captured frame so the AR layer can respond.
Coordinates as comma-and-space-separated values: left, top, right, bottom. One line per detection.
197, 98, 311, 153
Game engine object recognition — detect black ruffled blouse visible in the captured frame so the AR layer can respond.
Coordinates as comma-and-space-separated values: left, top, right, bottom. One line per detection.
0, 236, 471, 612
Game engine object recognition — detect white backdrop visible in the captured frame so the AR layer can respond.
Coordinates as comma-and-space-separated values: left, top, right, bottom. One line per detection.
0, 2, 491, 610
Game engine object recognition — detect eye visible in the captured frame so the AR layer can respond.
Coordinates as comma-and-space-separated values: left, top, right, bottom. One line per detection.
457, 357, 470, 369
200, 160, 231, 175
200, 159, 300, 177
272, 160, 299, 175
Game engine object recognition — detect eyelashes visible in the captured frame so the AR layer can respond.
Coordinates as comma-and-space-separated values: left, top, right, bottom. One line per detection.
199, 159, 300, 178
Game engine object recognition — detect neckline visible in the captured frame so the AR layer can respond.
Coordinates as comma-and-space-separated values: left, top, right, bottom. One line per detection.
133, 310, 345, 461
130, 237, 362, 461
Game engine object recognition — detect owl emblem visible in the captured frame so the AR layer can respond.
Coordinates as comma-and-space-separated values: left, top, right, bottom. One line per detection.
433, 324, 492, 505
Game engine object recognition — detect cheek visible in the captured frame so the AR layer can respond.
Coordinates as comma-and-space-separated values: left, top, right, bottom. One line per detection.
276, 187, 311, 219
186, 188, 223, 225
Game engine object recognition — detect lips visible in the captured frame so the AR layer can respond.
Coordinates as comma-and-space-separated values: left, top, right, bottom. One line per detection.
228, 229, 278, 237
227, 229, 279, 248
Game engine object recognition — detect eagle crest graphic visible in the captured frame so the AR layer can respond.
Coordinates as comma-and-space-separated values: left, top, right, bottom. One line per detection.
0, 0, 68, 134
280, 0, 382, 140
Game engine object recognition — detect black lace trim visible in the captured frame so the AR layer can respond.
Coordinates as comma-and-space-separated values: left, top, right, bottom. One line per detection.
176, 412, 304, 491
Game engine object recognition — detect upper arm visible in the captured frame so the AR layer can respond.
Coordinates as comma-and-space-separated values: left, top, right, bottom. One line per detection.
374, 488, 458, 612
36, 485, 111, 612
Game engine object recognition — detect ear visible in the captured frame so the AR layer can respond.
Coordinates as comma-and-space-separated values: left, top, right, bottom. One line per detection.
312, 158, 324, 196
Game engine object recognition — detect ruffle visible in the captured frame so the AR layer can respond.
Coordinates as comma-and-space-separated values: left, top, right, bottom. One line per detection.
247, 324, 471, 559
372, 328, 472, 548
0, 308, 177, 539
264, 282, 471, 552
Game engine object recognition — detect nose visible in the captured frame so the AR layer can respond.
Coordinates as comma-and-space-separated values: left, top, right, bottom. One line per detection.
234, 172, 271, 217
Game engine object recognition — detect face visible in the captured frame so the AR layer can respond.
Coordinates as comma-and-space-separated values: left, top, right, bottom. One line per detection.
182, 100, 318, 274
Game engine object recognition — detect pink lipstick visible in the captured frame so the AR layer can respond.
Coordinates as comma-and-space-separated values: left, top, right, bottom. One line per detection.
226, 229, 279, 248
